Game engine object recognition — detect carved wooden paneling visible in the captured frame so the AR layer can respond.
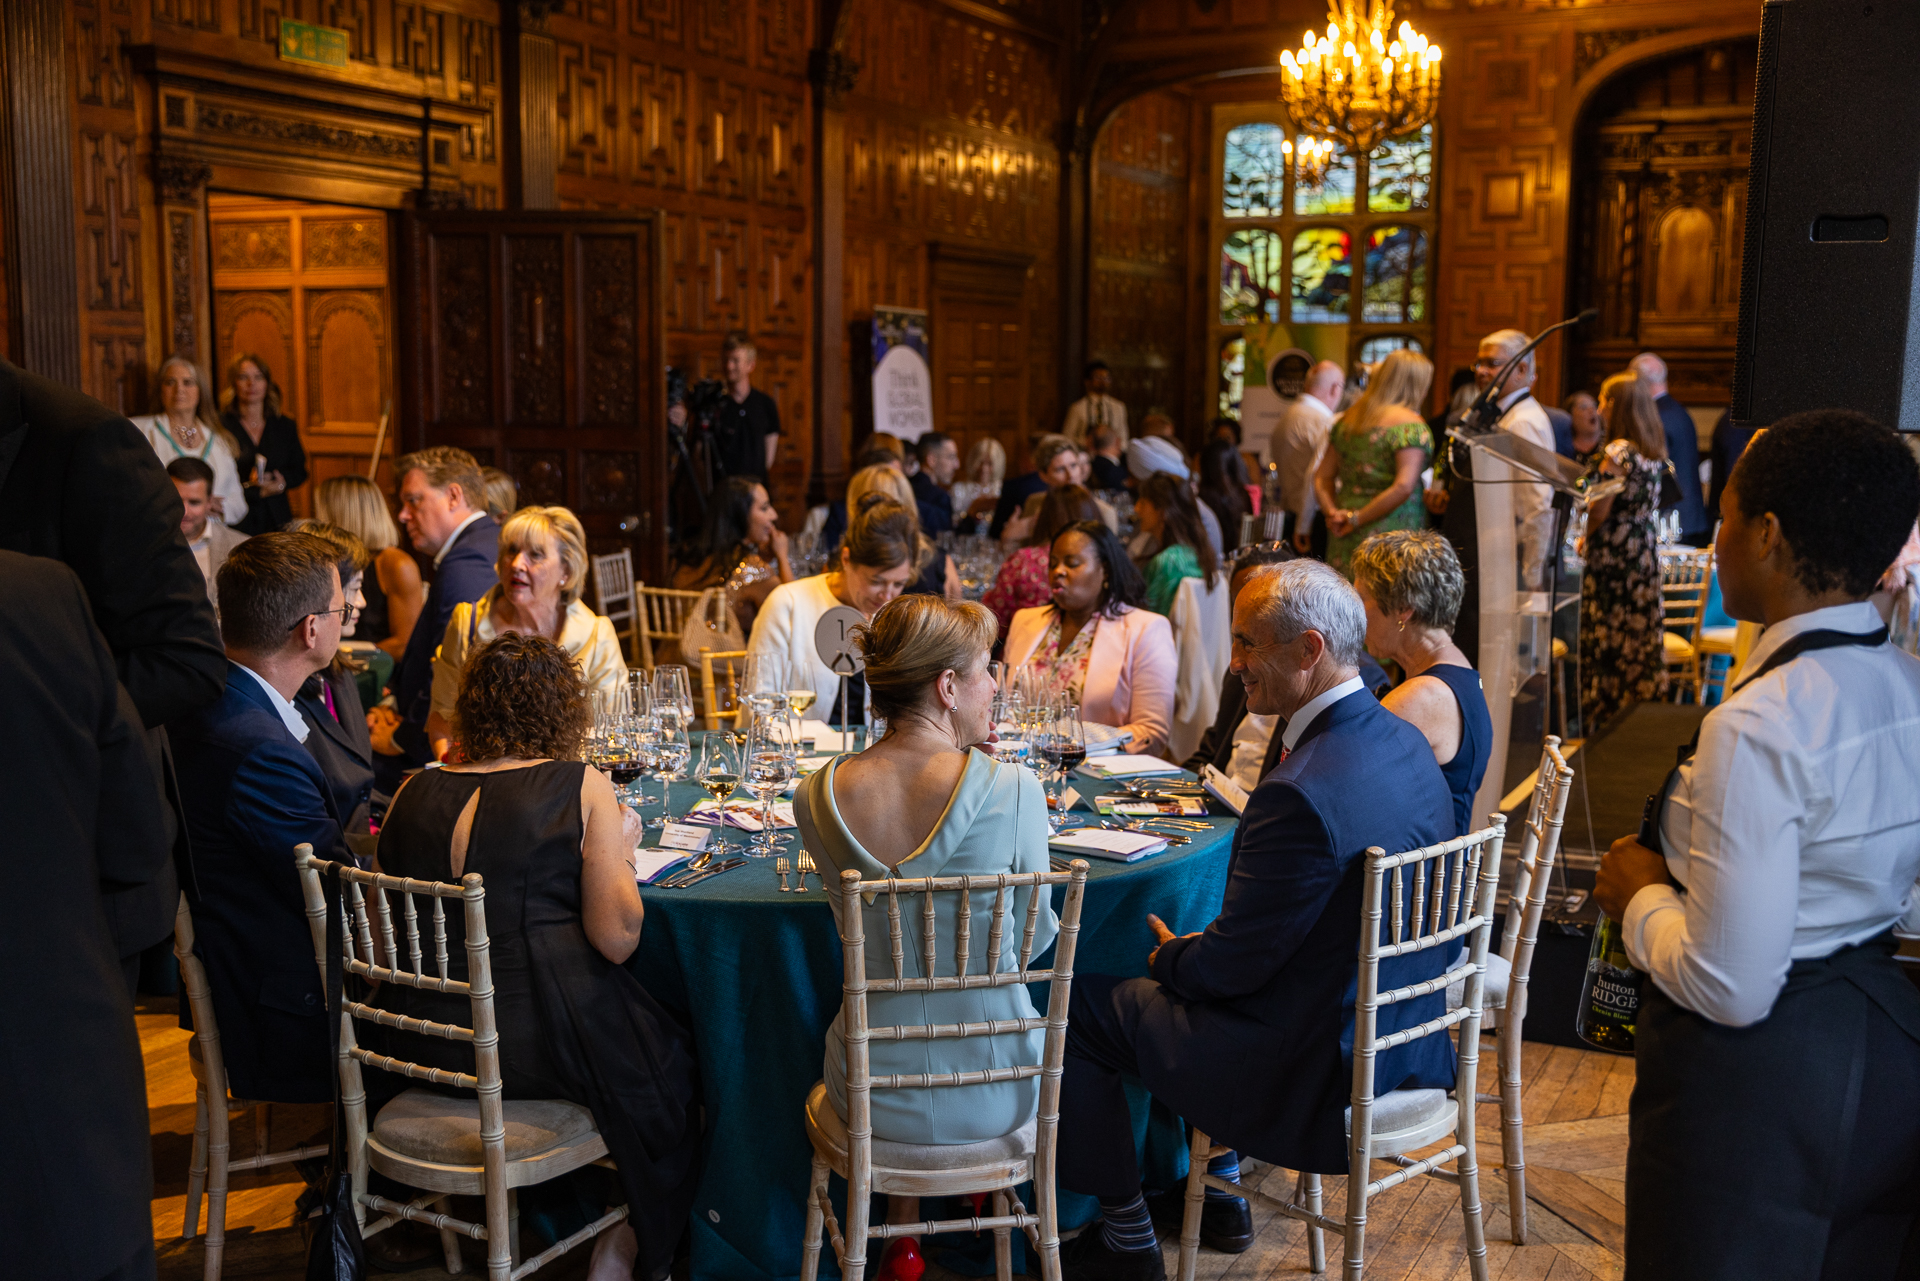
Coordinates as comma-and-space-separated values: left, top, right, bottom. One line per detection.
506, 235, 566, 425
305, 289, 386, 428
305, 217, 388, 269
89, 333, 149, 416
580, 449, 641, 511
74, 0, 134, 108
507, 448, 568, 505
215, 220, 294, 271
153, 0, 220, 31
628, 61, 688, 188
558, 39, 619, 177
1091, 89, 1192, 420
217, 289, 299, 391
431, 232, 494, 424
79, 130, 142, 314
167, 210, 201, 356
579, 233, 639, 425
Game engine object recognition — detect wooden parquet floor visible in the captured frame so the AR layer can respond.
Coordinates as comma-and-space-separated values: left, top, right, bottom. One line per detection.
142, 1000, 1631, 1281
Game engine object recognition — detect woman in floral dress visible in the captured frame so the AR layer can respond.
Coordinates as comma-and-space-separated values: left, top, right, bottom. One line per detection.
1314, 349, 1437, 575
1578, 372, 1670, 729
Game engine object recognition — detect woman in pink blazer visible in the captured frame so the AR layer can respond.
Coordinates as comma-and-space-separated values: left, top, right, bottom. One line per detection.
1003, 521, 1177, 756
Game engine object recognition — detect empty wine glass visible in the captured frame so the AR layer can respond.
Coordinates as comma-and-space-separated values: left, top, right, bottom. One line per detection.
654, 665, 695, 731
741, 654, 786, 725
743, 714, 796, 856
647, 719, 691, 828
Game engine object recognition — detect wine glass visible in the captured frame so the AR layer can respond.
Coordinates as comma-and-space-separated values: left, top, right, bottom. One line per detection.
629, 703, 665, 812
743, 714, 797, 856
785, 677, 818, 721
693, 733, 741, 854
741, 654, 786, 725
648, 719, 692, 829
654, 665, 695, 731
1048, 702, 1088, 830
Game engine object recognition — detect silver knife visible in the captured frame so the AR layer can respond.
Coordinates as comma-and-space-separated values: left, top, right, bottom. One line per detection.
671, 858, 748, 888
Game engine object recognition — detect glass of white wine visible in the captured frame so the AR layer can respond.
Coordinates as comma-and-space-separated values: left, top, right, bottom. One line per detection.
692, 732, 740, 855
786, 683, 817, 718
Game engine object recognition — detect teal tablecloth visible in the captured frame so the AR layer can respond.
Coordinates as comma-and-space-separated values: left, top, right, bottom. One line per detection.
625, 757, 1237, 1280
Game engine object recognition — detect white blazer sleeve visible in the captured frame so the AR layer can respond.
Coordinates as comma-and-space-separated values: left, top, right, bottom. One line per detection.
1117, 612, 1178, 757
580, 615, 629, 703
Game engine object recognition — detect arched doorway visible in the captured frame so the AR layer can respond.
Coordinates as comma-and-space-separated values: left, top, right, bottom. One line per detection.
1567, 39, 1759, 405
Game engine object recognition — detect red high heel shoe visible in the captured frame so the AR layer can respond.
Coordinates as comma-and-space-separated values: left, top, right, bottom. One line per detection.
875, 1235, 926, 1281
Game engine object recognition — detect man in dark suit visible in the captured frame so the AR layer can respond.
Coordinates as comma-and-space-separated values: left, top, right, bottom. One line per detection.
1630, 352, 1709, 544
173, 532, 356, 1103
909, 431, 958, 535
0, 552, 171, 1281
1059, 560, 1456, 1279
373, 446, 499, 786
0, 357, 226, 989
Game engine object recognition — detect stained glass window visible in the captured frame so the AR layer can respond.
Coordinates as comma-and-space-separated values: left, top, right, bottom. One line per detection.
1221, 228, 1286, 324
1291, 228, 1351, 324
1293, 146, 1357, 217
1368, 126, 1433, 212
1361, 226, 1428, 323
1222, 123, 1288, 218
1218, 336, 1246, 420
1358, 334, 1424, 365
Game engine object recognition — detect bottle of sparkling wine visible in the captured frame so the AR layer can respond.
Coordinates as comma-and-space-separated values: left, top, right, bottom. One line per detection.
1576, 794, 1658, 1052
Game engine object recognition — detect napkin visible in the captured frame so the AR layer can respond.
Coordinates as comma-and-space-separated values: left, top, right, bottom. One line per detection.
1048, 828, 1168, 862
688, 798, 796, 831
797, 720, 857, 752
632, 848, 692, 884
1075, 755, 1184, 779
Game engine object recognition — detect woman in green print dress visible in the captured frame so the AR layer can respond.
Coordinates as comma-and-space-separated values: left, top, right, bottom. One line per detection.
1314, 348, 1437, 576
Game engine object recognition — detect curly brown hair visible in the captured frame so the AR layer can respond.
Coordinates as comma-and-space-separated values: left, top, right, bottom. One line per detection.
453, 632, 589, 763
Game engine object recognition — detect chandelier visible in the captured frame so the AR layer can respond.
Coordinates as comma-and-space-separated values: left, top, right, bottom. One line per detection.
1283, 135, 1336, 187
1278, 0, 1441, 156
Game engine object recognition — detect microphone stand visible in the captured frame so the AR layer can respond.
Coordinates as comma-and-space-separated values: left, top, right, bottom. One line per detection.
1453, 308, 1599, 434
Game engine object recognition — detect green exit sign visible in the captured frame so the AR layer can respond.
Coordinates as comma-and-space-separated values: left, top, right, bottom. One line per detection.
279, 19, 349, 69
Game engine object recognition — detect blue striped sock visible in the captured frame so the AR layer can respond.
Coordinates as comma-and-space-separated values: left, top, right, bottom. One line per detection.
1205, 1149, 1246, 1203
1097, 1193, 1158, 1253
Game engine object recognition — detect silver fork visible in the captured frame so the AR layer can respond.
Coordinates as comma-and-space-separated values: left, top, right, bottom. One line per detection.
796, 851, 817, 892
775, 857, 792, 892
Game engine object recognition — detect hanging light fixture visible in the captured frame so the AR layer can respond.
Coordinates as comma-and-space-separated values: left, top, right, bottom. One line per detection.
1283, 135, 1337, 187
1278, 0, 1441, 156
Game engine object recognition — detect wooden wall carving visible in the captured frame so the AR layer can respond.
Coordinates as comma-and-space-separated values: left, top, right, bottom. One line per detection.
507, 233, 566, 424
841, 0, 1061, 468
1089, 88, 1191, 424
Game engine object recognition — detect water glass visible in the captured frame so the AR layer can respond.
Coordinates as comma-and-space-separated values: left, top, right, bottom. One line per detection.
648, 720, 691, 828
741, 654, 787, 725
654, 665, 695, 730
743, 715, 797, 856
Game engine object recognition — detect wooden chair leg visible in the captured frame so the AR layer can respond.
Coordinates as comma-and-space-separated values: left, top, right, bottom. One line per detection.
1300, 1171, 1325, 1276
800, 1153, 828, 1281
436, 1195, 465, 1275
1176, 1127, 1209, 1281
204, 1097, 233, 1281
485, 1181, 513, 1281
1035, 1147, 1063, 1281
1456, 1118, 1492, 1281
842, 1176, 870, 1281
183, 1083, 209, 1241
1499, 1020, 1529, 1243
992, 1189, 1012, 1280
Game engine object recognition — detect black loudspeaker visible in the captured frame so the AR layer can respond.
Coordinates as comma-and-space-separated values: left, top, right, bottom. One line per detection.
1732, 0, 1920, 432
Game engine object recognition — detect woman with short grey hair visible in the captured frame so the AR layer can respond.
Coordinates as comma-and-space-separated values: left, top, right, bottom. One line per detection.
1350, 529, 1492, 837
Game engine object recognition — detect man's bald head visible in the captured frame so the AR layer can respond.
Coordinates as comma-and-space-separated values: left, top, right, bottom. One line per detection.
1629, 352, 1669, 395
1305, 360, 1345, 410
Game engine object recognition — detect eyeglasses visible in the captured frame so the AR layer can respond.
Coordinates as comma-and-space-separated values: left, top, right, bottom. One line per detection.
288, 605, 354, 632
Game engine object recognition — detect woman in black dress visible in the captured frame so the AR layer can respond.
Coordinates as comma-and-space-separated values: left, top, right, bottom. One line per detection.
373, 633, 700, 1280
222, 352, 308, 534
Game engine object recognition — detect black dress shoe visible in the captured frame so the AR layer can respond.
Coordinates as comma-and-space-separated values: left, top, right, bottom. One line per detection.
1058, 1225, 1168, 1281
1147, 1191, 1254, 1254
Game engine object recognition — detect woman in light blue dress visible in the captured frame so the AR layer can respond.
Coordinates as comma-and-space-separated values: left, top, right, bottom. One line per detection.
793, 593, 1057, 1281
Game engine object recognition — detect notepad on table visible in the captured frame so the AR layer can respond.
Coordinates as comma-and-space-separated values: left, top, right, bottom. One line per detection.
1075, 754, 1185, 780
1048, 828, 1168, 863
632, 848, 692, 884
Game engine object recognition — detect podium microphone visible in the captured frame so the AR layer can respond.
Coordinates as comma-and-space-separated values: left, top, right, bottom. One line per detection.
1458, 308, 1599, 432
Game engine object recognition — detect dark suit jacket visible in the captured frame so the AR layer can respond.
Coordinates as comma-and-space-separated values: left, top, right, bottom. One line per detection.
1547, 405, 1574, 458
910, 469, 954, 535
0, 357, 226, 956
988, 471, 1049, 540
298, 665, 374, 846
1184, 653, 1392, 777
1142, 689, 1456, 1172
1707, 410, 1756, 525
392, 513, 500, 763
174, 664, 353, 1102
0, 553, 168, 1279
1655, 392, 1708, 539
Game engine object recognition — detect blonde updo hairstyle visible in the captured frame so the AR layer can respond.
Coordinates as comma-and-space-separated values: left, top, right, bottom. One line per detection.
846, 462, 915, 514
856, 594, 997, 722
497, 505, 589, 606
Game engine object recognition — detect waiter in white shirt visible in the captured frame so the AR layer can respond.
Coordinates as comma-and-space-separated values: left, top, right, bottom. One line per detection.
1596, 410, 1920, 1281
1062, 360, 1129, 448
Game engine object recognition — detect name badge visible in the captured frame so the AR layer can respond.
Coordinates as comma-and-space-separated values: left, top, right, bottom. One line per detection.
659, 823, 712, 852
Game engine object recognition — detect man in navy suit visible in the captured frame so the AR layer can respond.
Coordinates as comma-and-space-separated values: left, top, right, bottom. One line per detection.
1058, 560, 1455, 1279
1630, 352, 1709, 545
173, 532, 356, 1103
372, 446, 499, 785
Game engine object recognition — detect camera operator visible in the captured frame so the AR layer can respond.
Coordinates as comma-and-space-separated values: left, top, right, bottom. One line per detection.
695, 330, 780, 481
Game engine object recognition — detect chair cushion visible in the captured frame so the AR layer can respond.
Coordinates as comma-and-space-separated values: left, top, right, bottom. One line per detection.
1663, 631, 1696, 662
1345, 1088, 1453, 1140
1444, 952, 1511, 1012
1699, 625, 1737, 654
804, 1081, 1035, 1174
371, 1088, 599, 1167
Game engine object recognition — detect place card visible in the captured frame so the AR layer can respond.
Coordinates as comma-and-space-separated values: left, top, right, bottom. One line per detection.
658, 823, 712, 852
1060, 786, 1085, 812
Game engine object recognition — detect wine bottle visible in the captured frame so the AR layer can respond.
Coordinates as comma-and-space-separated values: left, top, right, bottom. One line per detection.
1576, 794, 1658, 1052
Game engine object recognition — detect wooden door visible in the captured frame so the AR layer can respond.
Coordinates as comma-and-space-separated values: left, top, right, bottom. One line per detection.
929, 242, 1032, 466
396, 212, 667, 582
208, 196, 395, 511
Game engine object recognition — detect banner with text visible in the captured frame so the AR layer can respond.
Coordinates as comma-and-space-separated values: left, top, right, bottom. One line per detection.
871, 306, 933, 442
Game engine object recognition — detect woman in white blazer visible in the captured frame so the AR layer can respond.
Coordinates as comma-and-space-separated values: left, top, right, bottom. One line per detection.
1003, 520, 1177, 756
131, 355, 248, 526
746, 495, 922, 727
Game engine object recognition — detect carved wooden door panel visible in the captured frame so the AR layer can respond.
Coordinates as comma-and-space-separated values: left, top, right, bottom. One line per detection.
396, 212, 667, 582
208, 196, 394, 513
929, 243, 1031, 466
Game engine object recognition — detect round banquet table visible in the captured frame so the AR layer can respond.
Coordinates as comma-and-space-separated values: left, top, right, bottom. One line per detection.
624, 759, 1238, 1280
